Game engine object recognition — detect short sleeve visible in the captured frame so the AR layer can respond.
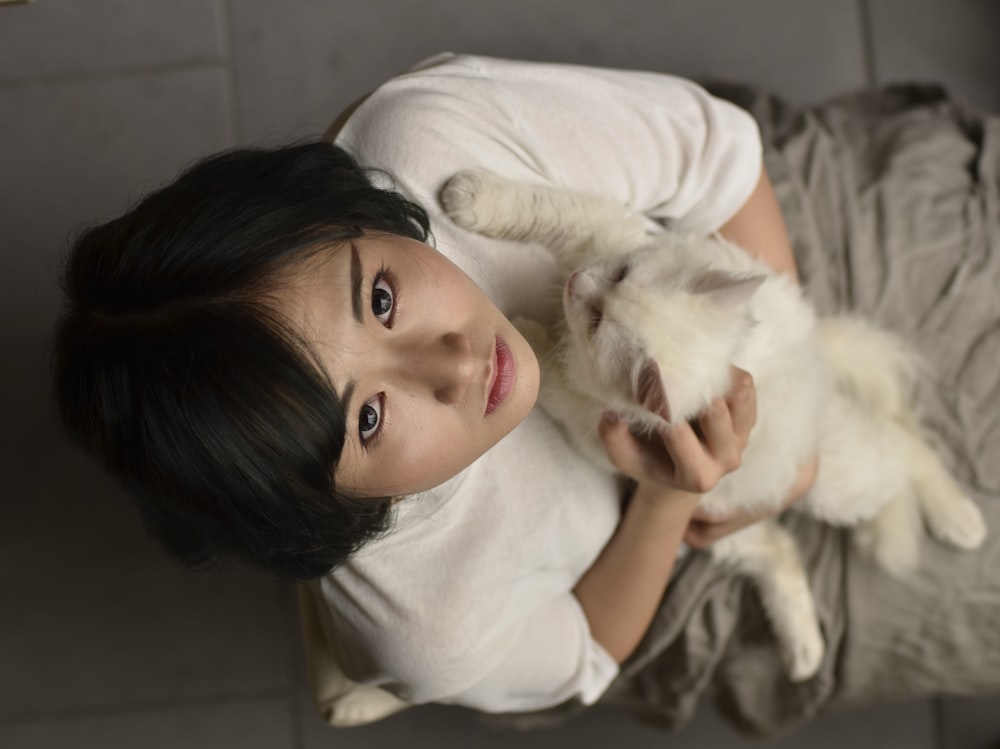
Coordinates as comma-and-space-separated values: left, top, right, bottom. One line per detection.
337, 54, 764, 237
438, 593, 620, 713
321, 579, 619, 713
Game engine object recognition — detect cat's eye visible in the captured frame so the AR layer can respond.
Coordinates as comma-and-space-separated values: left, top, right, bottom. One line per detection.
611, 264, 629, 284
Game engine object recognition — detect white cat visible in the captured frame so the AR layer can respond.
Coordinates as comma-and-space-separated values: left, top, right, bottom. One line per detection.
440, 170, 987, 681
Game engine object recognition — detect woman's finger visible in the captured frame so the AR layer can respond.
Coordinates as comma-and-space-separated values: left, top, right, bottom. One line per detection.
597, 414, 647, 478
725, 367, 757, 442
660, 420, 721, 494
600, 414, 684, 487
696, 397, 737, 469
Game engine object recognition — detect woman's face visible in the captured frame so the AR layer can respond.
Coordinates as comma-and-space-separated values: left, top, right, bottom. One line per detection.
274, 233, 539, 498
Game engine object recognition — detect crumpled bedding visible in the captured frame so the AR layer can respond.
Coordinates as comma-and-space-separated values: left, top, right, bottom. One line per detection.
488, 83, 1000, 738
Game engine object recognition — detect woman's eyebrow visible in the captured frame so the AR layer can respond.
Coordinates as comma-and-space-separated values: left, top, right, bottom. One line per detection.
350, 242, 363, 323
339, 380, 357, 429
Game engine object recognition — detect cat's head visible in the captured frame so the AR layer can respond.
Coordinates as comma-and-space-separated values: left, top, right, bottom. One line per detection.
560, 241, 764, 428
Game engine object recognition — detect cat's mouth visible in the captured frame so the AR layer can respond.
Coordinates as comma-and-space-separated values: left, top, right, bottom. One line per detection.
563, 299, 604, 345
586, 306, 603, 335
563, 275, 604, 338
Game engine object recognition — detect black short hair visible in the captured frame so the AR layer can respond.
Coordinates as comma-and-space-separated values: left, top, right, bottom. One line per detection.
50, 142, 430, 581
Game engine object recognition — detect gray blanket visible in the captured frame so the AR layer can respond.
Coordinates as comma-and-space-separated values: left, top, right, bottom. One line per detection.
491, 84, 1000, 738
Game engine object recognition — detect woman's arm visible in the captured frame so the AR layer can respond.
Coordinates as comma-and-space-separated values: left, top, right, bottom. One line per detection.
716, 162, 798, 282
574, 369, 756, 663
685, 455, 818, 548
573, 482, 701, 663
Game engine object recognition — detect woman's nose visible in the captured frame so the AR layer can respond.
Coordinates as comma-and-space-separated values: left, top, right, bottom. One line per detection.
402, 332, 477, 404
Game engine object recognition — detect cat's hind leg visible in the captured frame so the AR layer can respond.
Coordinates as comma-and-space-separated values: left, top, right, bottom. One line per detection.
852, 490, 923, 578
440, 170, 648, 268
902, 427, 987, 551
850, 415, 987, 562
712, 520, 825, 681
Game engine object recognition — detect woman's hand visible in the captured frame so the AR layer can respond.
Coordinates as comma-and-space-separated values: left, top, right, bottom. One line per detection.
598, 367, 757, 495
683, 454, 819, 548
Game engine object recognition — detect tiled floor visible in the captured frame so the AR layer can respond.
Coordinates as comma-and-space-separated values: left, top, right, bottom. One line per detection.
1, 1, 997, 747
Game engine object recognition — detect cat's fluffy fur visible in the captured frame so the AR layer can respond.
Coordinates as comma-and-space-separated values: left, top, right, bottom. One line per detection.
441, 170, 987, 681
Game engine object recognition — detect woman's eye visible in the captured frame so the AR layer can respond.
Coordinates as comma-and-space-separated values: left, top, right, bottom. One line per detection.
372, 275, 394, 325
359, 395, 383, 443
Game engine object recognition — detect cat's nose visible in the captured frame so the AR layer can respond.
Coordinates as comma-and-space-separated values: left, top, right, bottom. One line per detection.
567, 270, 598, 301
566, 271, 604, 333
567, 271, 581, 297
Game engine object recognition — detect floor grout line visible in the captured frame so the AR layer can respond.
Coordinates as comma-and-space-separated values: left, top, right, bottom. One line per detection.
855, 0, 879, 87
0, 59, 229, 92
278, 583, 308, 749
931, 699, 949, 749
217, 0, 244, 146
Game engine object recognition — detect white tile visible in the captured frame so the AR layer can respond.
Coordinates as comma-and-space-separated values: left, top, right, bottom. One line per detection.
0, 697, 293, 749
0, 441, 293, 718
0, 0, 226, 81
228, 0, 868, 145
868, 0, 1000, 112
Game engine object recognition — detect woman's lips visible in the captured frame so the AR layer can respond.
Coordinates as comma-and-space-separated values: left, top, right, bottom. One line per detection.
486, 335, 515, 415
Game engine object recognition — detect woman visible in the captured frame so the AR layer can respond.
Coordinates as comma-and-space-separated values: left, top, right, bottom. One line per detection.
51, 53, 1000, 736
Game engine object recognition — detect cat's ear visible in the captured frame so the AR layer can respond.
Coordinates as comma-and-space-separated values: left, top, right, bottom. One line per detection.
634, 358, 671, 422
692, 270, 765, 311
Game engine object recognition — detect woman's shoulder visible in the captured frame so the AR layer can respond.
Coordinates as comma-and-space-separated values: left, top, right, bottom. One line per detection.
316, 411, 623, 699
322, 410, 622, 606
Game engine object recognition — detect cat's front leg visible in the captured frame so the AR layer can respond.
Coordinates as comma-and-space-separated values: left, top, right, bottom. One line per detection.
440, 170, 648, 269
440, 170, 536, 242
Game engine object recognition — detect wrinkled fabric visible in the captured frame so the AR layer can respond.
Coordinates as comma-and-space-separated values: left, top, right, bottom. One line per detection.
487, 83, 1000, 738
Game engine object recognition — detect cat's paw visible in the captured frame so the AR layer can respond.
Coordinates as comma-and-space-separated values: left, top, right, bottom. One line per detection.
782, 623, 825, 682
925, 494, 987, 550
440, 170, 505, 234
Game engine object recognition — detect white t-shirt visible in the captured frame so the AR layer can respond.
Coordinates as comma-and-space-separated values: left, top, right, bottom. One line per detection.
314, 53, 763, 713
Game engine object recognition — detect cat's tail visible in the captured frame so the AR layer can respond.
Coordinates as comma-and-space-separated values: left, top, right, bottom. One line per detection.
816, 315, 919, 423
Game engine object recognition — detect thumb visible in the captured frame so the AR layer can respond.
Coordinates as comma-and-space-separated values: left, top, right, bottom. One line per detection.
598, 413, 643, 476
